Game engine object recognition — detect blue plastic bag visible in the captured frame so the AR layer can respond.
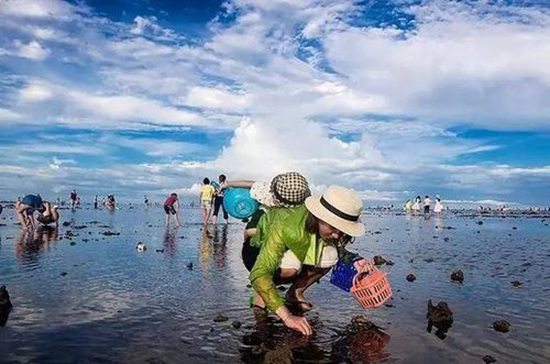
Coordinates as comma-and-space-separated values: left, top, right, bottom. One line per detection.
330, 258, 361, 292
223, 188, 259, 219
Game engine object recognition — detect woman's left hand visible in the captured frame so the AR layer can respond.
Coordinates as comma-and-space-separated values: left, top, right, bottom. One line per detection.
353, 258, 371, 272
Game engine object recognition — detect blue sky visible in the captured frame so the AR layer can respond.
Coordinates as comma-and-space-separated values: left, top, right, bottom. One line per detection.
1, 0, 550, 205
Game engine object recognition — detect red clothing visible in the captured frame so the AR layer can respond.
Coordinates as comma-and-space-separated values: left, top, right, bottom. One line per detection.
164, 196, 177, 206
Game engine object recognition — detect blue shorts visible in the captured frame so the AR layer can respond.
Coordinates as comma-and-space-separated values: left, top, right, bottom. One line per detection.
22, 195, 42, 210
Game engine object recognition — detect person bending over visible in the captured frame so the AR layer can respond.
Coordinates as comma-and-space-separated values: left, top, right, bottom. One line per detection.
249, 186, 368, 336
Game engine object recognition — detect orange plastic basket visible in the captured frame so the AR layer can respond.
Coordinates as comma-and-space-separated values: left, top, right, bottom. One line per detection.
351, 265, 392, 309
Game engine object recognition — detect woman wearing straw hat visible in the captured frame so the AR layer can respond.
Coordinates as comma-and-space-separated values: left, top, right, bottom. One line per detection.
249, 185, 367, 336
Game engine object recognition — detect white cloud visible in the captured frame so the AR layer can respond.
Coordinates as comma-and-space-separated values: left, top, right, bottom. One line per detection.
324, 1, 550, 127
0, 108, 21, 120
184, 86, 250, 112
1, 0, 549, 204
15, 40, 50, 60
19, 81, 53, 102
0, 0, 80, 19
130, 16, 179, 41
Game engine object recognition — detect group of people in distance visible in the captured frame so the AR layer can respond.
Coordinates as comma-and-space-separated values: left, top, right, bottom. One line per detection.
404, 194, 443, 216
162, 174, 231, 228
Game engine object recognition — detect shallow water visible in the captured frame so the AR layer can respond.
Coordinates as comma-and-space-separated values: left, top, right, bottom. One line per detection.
1, 206, 550, 363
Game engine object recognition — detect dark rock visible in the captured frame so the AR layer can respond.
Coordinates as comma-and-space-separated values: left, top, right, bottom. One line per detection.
213, 314, 228, 322
74, 225, 87, 229
443, 237, 450, 242
493, 320, 510, 333
512, 227, 517, 230
102, 231, 120, 236
0, 285, 13, 327
427, 300, 453, 339
385, 260, 395, 266
156, 249, 164, 253
373, 255, 390, 265
477, 221, 483, 225
511, 281, 522, 287
0, 286, 13, 313
69, 242, 76, 246
60, 272, 68, 277
332, 316, 391, 362
406, 274, 416, 282
62, 221, 71, 227
451, 270, 464, 283
483, 355, 497, 363
187, 262, 193, 270
231, 320, 242, 329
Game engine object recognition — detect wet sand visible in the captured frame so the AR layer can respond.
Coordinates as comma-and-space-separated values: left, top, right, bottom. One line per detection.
1, 205, 550, 363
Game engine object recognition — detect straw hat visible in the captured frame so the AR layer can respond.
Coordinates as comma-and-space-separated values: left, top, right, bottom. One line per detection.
305, 186, 365, 237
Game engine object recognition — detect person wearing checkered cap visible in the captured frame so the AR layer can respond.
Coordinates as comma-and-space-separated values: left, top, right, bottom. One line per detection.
222, 171, 310, 208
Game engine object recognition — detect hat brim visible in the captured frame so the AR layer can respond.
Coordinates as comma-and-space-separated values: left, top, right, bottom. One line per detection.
305, 196, 365, 237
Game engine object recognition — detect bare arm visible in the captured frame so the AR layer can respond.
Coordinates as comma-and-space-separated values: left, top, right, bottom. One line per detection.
223, 180, 255, 189
16, 204, 30, 228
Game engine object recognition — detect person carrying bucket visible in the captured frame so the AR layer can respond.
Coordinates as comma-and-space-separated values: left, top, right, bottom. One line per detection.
212, 174, 229, 225
249, 185, 369, 336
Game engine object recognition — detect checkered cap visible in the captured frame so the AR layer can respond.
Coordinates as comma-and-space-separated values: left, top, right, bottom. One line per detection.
270, 172, 310, 207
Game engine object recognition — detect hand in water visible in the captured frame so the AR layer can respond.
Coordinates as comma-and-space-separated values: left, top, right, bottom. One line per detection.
283, 315, 312, 336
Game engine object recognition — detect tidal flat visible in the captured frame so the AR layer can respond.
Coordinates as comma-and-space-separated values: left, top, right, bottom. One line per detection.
1, 205, 549, 363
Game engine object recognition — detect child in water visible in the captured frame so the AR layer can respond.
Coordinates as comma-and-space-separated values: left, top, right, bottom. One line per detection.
163, 193, 180, 228
199, 178, 215, 225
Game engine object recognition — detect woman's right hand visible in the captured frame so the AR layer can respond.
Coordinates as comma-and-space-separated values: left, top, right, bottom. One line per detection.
283, 314, 312, 336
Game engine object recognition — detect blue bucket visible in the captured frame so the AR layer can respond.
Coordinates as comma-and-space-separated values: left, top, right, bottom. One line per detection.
330, 258, 360, 292
223, 188, 259, 219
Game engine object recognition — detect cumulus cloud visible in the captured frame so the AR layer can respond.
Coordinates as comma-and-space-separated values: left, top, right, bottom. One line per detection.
0, 107, 21, 120
15, 40, 50, 60
0, 0, 549, 203
0, 0, 80, 19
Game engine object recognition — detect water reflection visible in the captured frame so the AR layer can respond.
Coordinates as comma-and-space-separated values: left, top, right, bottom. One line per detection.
16, 226, 58, 265
240, 316, 325, 363
162, 228, 178, 256
200, 228, 213, 275
212, 225, 228, 269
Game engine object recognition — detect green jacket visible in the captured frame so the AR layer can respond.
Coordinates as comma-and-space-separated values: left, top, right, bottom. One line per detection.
249, 205, 362, 312
249, 205, 315, 312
